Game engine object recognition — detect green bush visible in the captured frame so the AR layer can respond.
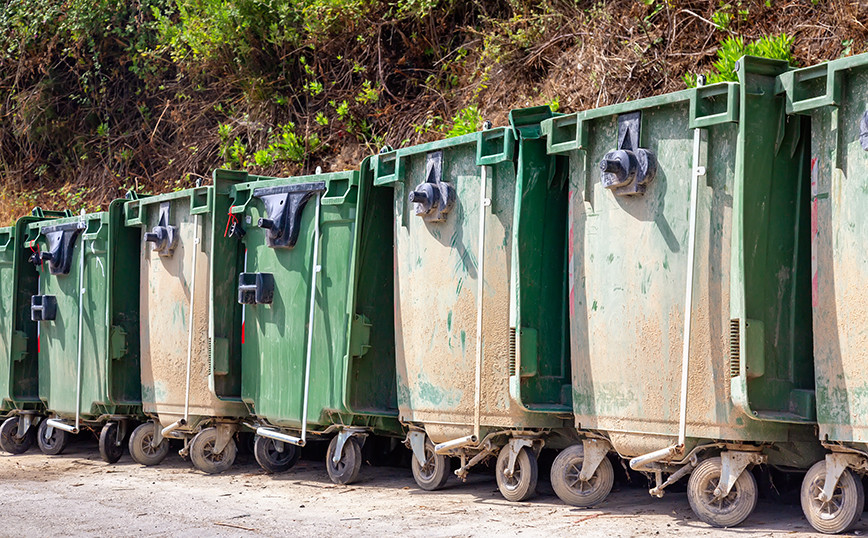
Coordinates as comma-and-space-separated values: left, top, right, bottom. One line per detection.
684, 34, 795, 87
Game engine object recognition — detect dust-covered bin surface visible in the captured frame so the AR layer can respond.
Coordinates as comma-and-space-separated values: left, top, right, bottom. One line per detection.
0, 211, 69, 416
124, 182, 247, 429
371, 106, 572, 445
227, 164, 400, 434
780, 53, 868, 449
27, 201, 142, 420
543, 56, 819, 464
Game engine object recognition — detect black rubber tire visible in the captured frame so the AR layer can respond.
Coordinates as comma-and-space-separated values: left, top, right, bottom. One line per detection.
190, 427, 237, 474
326, 435, 363, 485
687, 456, 758, 528
550, 443, 614, 507
36, 419, 69, 456
0, 416, 35, 455
253, 435, 300, 473
99, 422, 125, 464
128, 422, 170, 466
495, 445, 539, 502
410, 437, 450, 491
800, 459, 865, 534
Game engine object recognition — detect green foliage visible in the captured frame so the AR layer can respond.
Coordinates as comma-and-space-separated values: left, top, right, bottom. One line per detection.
683, 34, 795, 87
445, 105, 481, 138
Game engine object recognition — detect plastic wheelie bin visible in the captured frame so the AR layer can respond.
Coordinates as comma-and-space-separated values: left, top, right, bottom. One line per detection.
540, 56, 822, 526
371, 106, 574, 501
123, 178, 248, 473
0, 209, 71, 454
25, 201, 143, 463
224, 164, 401, 483
779, 51, 868, 534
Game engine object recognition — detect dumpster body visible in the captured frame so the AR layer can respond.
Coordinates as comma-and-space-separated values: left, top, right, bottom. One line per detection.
0, 210, 70, 454
26, 201, 142, 462
779, 52, 868, 533
542, 56, 821, 526
124, 179, 247, 473
227, 164, 400, 482
372, 107, 573, 500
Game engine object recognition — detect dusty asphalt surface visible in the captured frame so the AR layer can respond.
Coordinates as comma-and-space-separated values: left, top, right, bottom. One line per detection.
0, 435, 855, 537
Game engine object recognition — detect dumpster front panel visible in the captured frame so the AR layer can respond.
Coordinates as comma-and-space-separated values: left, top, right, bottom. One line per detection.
790, 57, 868, 444
34, 213, 114, 419
131, 189, 247, 424
381, 130, 565, 444
563, 62, 815, 458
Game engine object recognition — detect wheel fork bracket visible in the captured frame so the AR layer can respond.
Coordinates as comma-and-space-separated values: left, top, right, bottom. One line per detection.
150, 421, 164, 449
408, 431, 427, 467
214, 424, 237, 455
715, 451, 766, 498
505, 438, 535, 478
579, 439, 611, 482
16, 414, 34, 438
332, 428, 367, 464
820, 453, 865, 502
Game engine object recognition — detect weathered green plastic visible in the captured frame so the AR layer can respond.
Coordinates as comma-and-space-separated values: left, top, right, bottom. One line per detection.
543, 56, 820, 466
227, 162, 400, 436
371, 106, 572, 445
28, 201, 142, 421
0, 210, 70, 416
124, 181, 247, 430
778, 52, 868, 449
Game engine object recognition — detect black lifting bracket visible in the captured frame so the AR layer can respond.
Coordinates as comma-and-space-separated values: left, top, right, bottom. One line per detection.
599, 111, 658, 196
253, 181, 326, 249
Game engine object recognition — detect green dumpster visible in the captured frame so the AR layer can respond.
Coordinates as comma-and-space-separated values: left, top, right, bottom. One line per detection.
25, 201, 143, 463
779, 51, 868, 534
124, 179, 248, 473
0, 209, 71, 454
225, 164, 400, 483
541, 56, 821, 527
371, 106, 573, 501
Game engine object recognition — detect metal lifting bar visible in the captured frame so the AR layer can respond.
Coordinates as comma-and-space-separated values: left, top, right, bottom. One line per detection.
435, 164, 489, 455
297, 192, 323, 447
630, 124, 705, 473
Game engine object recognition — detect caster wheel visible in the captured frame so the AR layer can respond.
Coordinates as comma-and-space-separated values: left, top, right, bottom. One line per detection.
326, 435, 362, 485
99, 422, 125, 464
687, 456, 758, 528
496, 445, 538, 502
550, 443, 614, 507
254, 435, 300, 473
410, 436, 450, 491
128, 422, 169, 466
0, 416, 35, 454
190, 427, 236, 474
800, 459, 864, 534
37, 419, 69, 456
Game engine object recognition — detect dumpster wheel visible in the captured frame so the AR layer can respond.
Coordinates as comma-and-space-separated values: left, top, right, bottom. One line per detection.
0, 416, 36, 455
190, 427, 237, 474
36, 419, 69, 456
495, 445, 538, 502
800, 459, 865, 534
550, 444, 614, 507
99, 422, 125, 464
129, 422, 169, 466
326, 435, 362, 485
254, 435, 300, 474
411, 437, 450, 491
687, 457, 758, 528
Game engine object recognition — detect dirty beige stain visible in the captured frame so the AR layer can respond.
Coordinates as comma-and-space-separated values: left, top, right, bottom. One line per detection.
139, 199, 246, 428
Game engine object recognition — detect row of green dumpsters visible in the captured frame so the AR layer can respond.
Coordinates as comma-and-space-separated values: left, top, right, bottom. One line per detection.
2, 54, 868, 533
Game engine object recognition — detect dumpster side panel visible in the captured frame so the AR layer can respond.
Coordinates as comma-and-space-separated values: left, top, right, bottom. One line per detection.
36, 214, 112, 418
0, 226, 18, 411
347, 167, 399, 416
808, 65, 868, 443
107, 200, 143, 406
